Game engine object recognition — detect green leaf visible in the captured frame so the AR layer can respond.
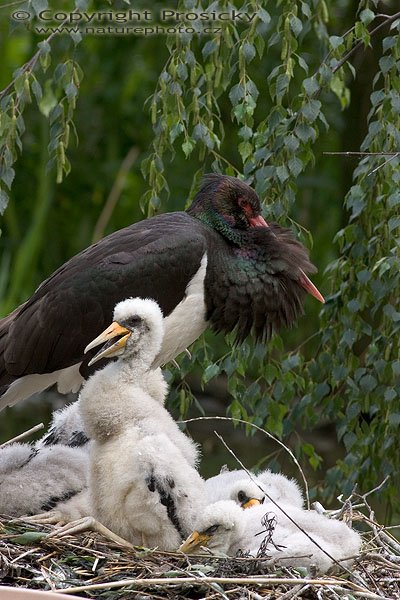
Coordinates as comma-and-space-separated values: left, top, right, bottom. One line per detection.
329, 36, 344, 49
182, 139, 194, 157
288, 156, 303, 176
388, 216, 400, 233
242, 42, 256, 63
0, 189, 9, 215
39, 81, 57, 117
383, 304, 400, 322
297, 55, 309, 73
263, 363, 278, 384
343, 432, 357, 451
360, 374, 377, 393
65, 82, 78, 102
229, 84, 244, 106
388, 192, 400, 208
258, 8, 271, 24
0, 167, 15, 189
38, 40, 50, 56
31, 79, 42, 103
239, 125, 252, 141
202, 39, 218, 58
384, 388, 397, 402
238, 141, 252, 162
32, 0, 48, 15
284, 134, 299, 152
290, 16, 302, 37
382, 36, 396, 52
70, 31, 82, 45
379, 56, 395, 74
393, 361, 400, 377
357, 270, 371, 284
303, 77, 319, 96
176, 63, 188, 81
295, 123, 316, 142
169, 123, 184, 143
360, 9, 375, 26
348, 299, 360, 313
233, 103, 246, 121
342, 329, 357, 347
13, 531, 47, 545
388, 412, 400, 426
301, 99, 321, 122
276, 73, 289, 100
276, 165, 289, 183
300, 2, 311, 18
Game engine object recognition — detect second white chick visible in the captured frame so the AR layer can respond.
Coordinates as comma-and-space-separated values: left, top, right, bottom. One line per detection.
206, 468, 304, 509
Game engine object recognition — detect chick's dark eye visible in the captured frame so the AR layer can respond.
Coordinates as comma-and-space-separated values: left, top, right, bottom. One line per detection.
205, 524, 219, 535
125, 315, 142, 327
237, 490, 247, 504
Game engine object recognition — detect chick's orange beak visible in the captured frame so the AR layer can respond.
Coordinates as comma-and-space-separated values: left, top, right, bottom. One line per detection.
241, 498, 262, 509
178, 531, 211, 554
85, 322, 131, 366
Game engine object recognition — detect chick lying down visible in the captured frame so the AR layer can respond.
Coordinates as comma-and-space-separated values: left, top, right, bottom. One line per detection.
179, 500, 361, 574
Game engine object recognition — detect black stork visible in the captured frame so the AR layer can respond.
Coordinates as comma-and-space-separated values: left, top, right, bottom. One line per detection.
0, 174, 324, 410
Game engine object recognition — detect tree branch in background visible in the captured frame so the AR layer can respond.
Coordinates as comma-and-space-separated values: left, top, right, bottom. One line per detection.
332, 11, 400, 74
92, 146, 139, 243
0, 23, 67, 101
323, 152, 400, 156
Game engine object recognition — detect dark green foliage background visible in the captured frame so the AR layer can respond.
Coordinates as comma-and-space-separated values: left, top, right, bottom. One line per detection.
0, 0, 399, 519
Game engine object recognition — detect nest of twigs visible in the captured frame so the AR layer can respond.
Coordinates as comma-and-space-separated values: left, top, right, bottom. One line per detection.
0, 504, 399, 600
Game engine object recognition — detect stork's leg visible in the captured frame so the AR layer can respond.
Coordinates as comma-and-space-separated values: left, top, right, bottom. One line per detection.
46, 516, 134, 550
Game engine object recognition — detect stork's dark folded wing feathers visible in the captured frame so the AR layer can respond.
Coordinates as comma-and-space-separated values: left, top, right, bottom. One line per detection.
205, 223, 317, 342
1, 212, 207, 380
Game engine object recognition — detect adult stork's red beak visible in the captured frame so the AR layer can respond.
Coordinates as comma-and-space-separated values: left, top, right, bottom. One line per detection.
299, 271, 325, 303
249, 215, 269, 227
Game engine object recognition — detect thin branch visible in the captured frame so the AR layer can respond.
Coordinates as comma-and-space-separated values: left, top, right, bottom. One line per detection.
0, 422, 44, 447
0, 0, 26, 8
0, 53, 40, 101
368, 153, 399, 176
323, 152, 400, 156
332, 11, 400, 74
92, 146, 139, 243
362, 476, 390, 500
58, 575, 387, 598
178, 415, 310, 509
0, 20, 69, 101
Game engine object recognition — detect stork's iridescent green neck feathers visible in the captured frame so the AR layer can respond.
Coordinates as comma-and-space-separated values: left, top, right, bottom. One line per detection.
193, 208, 245, 245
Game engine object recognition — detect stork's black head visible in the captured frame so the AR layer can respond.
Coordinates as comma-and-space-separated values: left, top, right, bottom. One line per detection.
187, 174, 268, 231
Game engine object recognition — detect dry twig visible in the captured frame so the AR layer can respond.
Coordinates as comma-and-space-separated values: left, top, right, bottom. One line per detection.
0, 422, 44, 447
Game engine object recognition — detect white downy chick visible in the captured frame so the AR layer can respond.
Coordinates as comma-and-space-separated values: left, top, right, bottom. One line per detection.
76, 297, 206, 550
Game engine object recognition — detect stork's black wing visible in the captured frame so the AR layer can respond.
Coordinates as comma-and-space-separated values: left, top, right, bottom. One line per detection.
205, 223, 317, 342
1, 212, 207, 379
